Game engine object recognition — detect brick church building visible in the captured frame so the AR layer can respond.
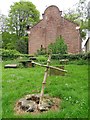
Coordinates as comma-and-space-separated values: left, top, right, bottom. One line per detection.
28, 5, 81, 54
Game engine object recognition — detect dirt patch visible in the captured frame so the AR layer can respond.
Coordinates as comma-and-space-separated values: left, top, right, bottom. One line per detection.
14, 94, 61, 115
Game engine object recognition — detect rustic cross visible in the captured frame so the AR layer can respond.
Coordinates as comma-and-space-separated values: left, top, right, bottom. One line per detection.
31, 53, 67, 105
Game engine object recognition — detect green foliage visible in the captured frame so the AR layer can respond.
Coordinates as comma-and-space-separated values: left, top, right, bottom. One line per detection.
16, 36, 28, 54
48, 36, 67, 54
7, 1, 40, 37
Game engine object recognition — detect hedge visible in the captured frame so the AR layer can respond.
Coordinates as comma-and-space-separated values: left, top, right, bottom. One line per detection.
0, 49, 34, 60
1, 48, 90, 61
51, 52, 90, 60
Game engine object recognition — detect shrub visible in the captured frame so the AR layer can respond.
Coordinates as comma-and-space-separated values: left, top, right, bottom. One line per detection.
37, 48, 46, 55
48, 36, 67, 54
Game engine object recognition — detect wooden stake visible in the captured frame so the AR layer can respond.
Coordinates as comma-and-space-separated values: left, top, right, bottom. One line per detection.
39, 54, 51, 104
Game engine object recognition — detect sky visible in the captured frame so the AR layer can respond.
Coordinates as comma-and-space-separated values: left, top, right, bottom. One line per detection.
0, 0, 81, 17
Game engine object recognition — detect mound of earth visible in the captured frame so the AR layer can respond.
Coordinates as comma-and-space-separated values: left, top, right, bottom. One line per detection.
14, 94, 61, 114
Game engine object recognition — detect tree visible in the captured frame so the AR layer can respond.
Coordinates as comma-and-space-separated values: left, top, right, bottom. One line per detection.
88, 1, 90, 30
7, 1, 40, 38
2, 32, 28, 53
0, 14, 8, 33
48, 36, 67, 54
64, 9, 80, 23
2, 32, 18, 49
63, 0, 88, 39
16, 36, 28, 54
2, 1, 40, 54
64, 0, 88, 26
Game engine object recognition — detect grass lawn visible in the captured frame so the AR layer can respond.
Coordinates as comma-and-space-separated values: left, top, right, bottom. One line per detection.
2, 60, 88, 118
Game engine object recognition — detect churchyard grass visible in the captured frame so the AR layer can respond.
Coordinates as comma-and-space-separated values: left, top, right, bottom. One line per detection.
2, 60, 88, 118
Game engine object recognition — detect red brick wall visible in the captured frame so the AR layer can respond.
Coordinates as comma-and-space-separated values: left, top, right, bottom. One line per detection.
28, 5, 81, 54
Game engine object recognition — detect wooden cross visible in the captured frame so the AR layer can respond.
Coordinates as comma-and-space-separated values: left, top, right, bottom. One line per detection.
31, 54, 67, 105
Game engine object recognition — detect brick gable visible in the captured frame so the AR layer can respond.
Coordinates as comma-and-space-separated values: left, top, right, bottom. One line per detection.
28, 5, 81, 54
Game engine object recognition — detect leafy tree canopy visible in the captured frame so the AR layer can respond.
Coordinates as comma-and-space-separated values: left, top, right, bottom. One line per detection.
7, 1, 40, 37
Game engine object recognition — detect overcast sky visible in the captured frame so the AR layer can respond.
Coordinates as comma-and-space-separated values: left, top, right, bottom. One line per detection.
0, 0, 82, 17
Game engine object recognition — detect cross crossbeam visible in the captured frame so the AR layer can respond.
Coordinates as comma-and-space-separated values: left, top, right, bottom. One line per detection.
31, 61, 67, 73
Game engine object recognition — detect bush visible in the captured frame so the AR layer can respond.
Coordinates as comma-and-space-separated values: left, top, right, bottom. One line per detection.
48, 36, 67, 54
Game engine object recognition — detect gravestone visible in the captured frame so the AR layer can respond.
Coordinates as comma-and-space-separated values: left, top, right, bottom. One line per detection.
4, 64, 18, 68
59, 59, 69, 64
49, 66, 65, 76
19, 60, 35, 67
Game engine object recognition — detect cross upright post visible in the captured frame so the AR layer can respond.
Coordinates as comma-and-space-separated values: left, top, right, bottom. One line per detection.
39, 54, 51, 105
